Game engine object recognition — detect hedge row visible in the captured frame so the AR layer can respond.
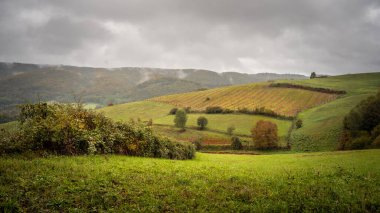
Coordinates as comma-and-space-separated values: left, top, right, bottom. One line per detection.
0, 103, 195, 160
269, 83, 346, 94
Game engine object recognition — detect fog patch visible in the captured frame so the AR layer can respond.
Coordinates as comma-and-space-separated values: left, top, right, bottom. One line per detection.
177, 69, 188, 79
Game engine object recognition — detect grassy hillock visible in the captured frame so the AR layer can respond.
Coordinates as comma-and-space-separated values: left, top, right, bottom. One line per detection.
279, 73, 380, 151
1, 150, 379, 212
150, 83, 338, 117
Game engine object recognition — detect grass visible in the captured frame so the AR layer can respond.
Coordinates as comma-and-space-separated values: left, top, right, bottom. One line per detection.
150, 83, 337, 117
98, 101, 174, 122
1, 150, 379, 212
0, 121, 18, 132
155, 113, 291, 137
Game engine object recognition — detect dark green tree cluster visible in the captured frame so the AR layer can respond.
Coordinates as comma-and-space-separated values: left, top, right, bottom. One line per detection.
0, 103, 195, 159
340, 90, 380, 149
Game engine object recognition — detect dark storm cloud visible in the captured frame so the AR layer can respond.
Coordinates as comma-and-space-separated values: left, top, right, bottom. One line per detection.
0, 0, 379, 74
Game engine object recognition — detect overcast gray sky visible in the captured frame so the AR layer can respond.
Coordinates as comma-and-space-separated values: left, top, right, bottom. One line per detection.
0, 0, 379, 75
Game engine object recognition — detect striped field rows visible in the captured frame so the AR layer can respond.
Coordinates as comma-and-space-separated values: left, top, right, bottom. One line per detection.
150, 83, 338, 116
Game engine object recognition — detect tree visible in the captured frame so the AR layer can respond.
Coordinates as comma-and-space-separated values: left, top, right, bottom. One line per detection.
251, 120, 279, 150
227, 125, 235, 135
197, 116, 208, 130
169, 108, 178, 115
295, 119, 303, 129
231, 136, 243, 150
174, 109, 187, 130
310, 72, 316, 79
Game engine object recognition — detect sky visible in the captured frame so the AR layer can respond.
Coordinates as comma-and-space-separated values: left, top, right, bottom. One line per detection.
0, 0, 380, 75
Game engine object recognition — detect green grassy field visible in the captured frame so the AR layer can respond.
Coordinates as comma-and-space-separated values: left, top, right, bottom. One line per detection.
1, 150, 379, 212
98, 101, 174, 122
152, 125, 245, 145
101, 104, 292, 146
154, 113, 291, 146
155, 113, 291, 136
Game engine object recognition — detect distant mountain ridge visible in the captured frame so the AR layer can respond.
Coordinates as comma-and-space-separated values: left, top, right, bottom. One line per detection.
0, 62, 306, 121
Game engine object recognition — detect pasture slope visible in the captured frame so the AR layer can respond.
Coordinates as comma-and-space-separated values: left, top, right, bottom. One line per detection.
0, 150, 379, 212
278, 73, 380, 151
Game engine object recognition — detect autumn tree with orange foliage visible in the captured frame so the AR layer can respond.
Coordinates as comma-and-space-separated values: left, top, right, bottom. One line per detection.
251, 120, 279, 150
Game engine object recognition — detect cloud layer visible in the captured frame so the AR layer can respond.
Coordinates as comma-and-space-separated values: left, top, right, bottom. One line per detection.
0, 0, 379, 75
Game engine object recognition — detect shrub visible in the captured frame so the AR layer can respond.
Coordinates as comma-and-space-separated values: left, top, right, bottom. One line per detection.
251, 120, 279, 150
169, 108, 178, 115
371, 124, 380, 139
205, 106, 223, 114
237, 107, 294, 120
231, 136, 243, 150
197, 116, 208, 130
295, 119, 303, 129
222, 109, 234, 114
350, 135, 372, 150
147, 119, 153, 126
372, 135, 380, 148
227, 125, 235, 135
192, 137, 203, 151
174, 109, 187, 130
0, 103, 195, 159
184, 107, 191, 113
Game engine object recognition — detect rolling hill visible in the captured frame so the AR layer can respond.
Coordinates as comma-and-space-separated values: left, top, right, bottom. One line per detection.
278, 73, 380, 151
0, 62, 305, 121
101, 72, 380, 151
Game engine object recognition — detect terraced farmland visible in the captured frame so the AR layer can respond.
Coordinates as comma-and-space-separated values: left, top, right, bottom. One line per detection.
150, 83, 338, 117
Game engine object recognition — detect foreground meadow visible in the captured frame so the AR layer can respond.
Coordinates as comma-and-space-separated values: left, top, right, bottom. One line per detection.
1, 150, 379, 212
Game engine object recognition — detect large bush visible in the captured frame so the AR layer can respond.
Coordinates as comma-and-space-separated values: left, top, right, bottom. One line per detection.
0, 103, 195, 159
